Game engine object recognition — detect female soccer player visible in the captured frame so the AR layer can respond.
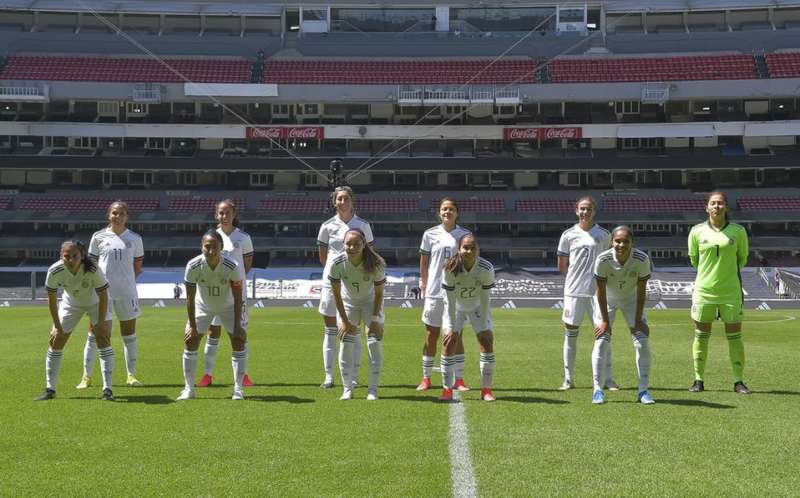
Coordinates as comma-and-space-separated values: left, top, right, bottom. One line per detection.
417, 198, 471, 391
36, 240, 114, 401
178, 230, 248, 401
439, 234, 496, 402
688, 191, 750, 394
556, 196, 615, 390
329, 229, 386, 401
197, 199, 254, 388
77, 201, 143, 390
592, 226, 654, 405
317, 186, 374, 389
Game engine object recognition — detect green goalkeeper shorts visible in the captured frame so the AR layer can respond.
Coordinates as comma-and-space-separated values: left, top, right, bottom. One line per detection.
690, 301, 743, 324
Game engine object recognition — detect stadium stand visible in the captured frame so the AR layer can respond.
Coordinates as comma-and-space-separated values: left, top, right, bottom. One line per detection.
429, 198, 505, 213
603, 197, 706, 212
765, 52, 800, 78
515, 199, 576, 213
0, 197, 11, 210
258, 198, 328, 213
167, 197, 246, 212
738, 197, 800, 210
20, 197, 159, 212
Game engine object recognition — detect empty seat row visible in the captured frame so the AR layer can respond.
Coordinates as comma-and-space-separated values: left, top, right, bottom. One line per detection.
20, 198, 159, 211
168, 198, 246, 212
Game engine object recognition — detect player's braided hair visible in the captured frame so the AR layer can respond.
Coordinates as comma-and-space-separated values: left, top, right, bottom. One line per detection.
346, 228, 384, 276
203, 228, 224, 248
444, 233, 478, 277
61, 240, 96, 273
611, 225, 634, 240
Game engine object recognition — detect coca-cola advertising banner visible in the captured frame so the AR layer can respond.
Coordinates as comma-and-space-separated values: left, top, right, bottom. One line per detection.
246, 126, 325, 140
503, 127, 582, 141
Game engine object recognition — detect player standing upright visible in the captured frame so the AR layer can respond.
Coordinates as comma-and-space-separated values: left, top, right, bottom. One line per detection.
592, 226, 654, 405
78, 201, 143, 389
197, 199, 254, 388
557, 196, 614, 390
317, 186, 374, 389
36, 240, 114, 401
417, 198, 472, 392
688, 191, 750, 394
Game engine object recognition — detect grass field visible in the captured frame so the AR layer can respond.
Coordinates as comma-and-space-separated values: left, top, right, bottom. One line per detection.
1, 306, 799, 497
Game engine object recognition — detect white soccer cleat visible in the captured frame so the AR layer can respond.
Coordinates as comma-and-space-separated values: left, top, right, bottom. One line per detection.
339, 388, 353, 401
176, 388, 196, 401
232, 389, 244, 400
366, 390, 378, 401
558, 380, 574, 391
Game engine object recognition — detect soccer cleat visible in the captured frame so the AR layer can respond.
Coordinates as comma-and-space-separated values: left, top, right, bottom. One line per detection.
75, 375, 92, 390
689, 380, 705, 392
232, 389, 244, 400
34, 389, 56, 401
176, 388, 196, 400
638, 390, 655, 405
605, 380, 620, 391
733, 381, 751, 395
366, 390, 378, 401
351, 379, 360, 389
320, 379, 335, 389
416, 377, 432, 391
454, 378, 470, 392
480, 388, 496, 402
592, 390, 605, 404
339, 388, 353, 401
126, 375, 143, 387
243, 374, 254, 387
101, 388, 114, 401
558, 380, 574, 391
197, 374, 213, 388
438, 387, 454, 402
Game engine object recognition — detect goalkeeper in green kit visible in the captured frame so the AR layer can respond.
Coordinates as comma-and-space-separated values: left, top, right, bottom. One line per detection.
687, 191, 750, 394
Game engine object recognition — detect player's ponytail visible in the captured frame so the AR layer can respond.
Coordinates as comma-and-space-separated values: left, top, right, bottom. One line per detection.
444, 234, 478, 277
347, 228, 385, 276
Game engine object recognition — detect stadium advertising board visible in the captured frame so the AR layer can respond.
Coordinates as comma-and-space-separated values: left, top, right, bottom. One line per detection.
246, 126, 324, 140
504, 126, 582, 141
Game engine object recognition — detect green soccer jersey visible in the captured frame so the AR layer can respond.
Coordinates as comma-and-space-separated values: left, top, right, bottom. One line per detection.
688, 221, 749, 304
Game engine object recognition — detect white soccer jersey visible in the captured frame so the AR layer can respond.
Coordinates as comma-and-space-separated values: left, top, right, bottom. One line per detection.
594, 248, 651, 302
557, 224, 611, 297
328, 254, 386, 306
45, 261, 109, 308
89, 227, 143, 299
317, 214, 374, 288
217, 227, 254, 271
441, 257, 495, 311
183, 255, 245, 312
419, 224, 471, 300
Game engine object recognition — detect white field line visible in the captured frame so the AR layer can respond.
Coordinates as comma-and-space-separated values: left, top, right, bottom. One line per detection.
449, 391, 478, 498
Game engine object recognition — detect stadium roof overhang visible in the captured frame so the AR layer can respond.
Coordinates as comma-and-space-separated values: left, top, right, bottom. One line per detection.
1, 0, 282, 16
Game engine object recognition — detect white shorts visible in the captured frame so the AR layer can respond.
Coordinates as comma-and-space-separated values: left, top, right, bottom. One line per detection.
422, 297, 445, 328
338, 302, 384, 328
318, 286, 337, 318
562, 295, 596, 327
593, 297, 647, 331
58, 302, 112, 334
110, 296, 141, 322
211, 295, 247, 327
192, 306, 249, 336
442, 307, 492, 335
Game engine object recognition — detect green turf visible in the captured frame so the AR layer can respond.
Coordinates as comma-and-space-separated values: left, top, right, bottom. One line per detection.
0, 306, 798, 496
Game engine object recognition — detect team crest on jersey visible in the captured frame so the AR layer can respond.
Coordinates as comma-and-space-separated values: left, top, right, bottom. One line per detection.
125, 241, 132, 248
234, 242, 240, 248
219, 277, 226, 285
727, 237, 735, 245
363, 276, 369, 282
82, 281, 89, 288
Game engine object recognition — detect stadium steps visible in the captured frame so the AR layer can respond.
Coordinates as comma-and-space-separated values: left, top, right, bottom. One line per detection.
754, 51, 770, 79
537, 58, 550, 83
740, 270, 776, 299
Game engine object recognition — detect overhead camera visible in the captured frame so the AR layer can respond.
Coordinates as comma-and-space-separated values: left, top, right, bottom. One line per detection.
328, 158, 346, 188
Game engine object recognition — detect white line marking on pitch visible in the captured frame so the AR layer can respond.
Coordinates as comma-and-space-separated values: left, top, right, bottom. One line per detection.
449, 392, 478, 498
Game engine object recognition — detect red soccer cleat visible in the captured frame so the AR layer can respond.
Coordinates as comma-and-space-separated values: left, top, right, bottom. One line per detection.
197, 374, 213, 388
416, 377, 432, 391
480, 388, 496, 402
454, 378, 470, 392
438, 387, 454, 402
243, 374, 254, 387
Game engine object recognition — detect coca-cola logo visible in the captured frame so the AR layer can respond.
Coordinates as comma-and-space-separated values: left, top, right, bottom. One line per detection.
246, 127, 325, 140
503, 127, 582, 141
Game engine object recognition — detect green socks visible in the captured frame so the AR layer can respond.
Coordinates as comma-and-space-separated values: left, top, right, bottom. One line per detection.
692, 330, 711, 381
726, 332, 745, 383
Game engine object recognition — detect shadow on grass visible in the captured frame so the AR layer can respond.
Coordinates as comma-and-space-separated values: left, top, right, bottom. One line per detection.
246, 395, 315, 404
499, 396, 570, 404
251, 383, 326, 388
115, 394, 175, 405
759, 390, 800, 396
493, 387, 578, 394
134, 383, 185, 389
379, 395, 445, 402
656, 399, 735, 409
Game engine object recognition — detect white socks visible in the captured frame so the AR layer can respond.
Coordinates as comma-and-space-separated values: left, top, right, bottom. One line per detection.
98, 347, 114, 390
367, 335, 383, 393
338, 333, 359, 390
182, 350, 198, 391
632, 332, 651, 392
591, 333, 611, 391
232, 348, 248, 391
479, 352, 495, 389
422, 355, 434, 378
122, 334, 137, 376
563, 328, 579, 382
353, 333, 362, 381
46, 348, 63, 391
441, 354, 455, 389
454, 353, 466, 381
322, 326, 337, 378
204, 336, 220, 376
83, 333, 97, 377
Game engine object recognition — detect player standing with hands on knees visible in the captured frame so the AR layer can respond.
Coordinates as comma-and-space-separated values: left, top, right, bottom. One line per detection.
36, 240, 114, 401
592, 226, 654, 405
178, 230, 248, 401
688, 191, 750, 394
329, 229, 386, 401
439, 234, 496, 402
